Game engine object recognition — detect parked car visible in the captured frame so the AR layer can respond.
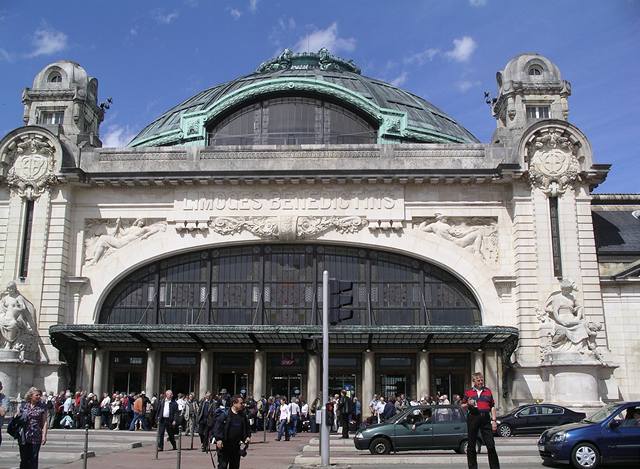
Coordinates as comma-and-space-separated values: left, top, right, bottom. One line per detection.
538, 401, 640, 469
354, 405, 482, 455
495, 404, 586, 437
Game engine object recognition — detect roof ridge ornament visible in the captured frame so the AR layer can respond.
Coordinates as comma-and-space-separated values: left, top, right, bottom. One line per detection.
256, 48, 361, 74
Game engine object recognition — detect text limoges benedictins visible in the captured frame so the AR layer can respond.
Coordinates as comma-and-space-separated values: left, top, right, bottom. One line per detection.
177, 188, 401, 214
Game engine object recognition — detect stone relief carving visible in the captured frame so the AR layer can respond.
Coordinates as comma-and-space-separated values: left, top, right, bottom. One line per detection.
527, 129, 581, 196
209, 216, 367, 240
1, 133, 59, 200
537, 279, 606, 364
416, 214, 498, 263
84, 217, 167, 265
0, 281, 38, 360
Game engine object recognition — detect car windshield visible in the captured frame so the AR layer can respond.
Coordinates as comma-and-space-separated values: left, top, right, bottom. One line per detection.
583, 403, 620, 423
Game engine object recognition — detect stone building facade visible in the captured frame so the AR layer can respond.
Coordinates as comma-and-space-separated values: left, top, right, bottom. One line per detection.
1, 51, 638, 411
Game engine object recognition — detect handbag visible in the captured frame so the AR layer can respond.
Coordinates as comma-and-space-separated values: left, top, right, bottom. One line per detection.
7, 413, 26, 441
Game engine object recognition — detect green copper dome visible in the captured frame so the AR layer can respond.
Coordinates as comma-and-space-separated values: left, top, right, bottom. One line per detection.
129, 49, 479, 147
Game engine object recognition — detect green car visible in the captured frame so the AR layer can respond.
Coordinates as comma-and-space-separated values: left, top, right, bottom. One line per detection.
354, 405, 480, 455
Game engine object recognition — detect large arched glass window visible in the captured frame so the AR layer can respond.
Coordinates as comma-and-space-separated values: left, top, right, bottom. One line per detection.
207, 97, 377, 145
100, 245, 481, 327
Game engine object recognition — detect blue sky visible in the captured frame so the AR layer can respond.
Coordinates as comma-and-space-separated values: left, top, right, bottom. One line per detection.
0, 0, 638, 192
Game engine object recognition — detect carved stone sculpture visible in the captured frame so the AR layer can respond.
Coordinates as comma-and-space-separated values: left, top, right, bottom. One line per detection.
527, 129, 581, 196
1, 132, 60, 200
538, 279, 605, 364
417, 214, 498, 263
85, 218, 167, 265
209, 216, 367, 240
0, 281, 37, 354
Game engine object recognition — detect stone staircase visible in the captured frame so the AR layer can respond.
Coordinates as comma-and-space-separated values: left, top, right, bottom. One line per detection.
0, 428, 157, 469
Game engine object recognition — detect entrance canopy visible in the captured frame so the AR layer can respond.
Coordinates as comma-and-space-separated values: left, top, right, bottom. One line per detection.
51, 323, 517, 353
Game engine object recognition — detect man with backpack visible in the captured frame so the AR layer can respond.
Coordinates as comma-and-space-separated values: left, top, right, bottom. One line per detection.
213, 395, 251, 469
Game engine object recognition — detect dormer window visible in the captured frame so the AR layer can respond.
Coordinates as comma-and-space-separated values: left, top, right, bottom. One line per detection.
528, 65, 543, 76
48, 71, 63, 83
526, 105, 549, 120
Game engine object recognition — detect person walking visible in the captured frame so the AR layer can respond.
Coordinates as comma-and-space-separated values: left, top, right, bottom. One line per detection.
129, 393, 148, 430
0, 381, 7, 447
338, 390, 353, 438
275, 397, 290, 441
155, 390, 178, 451
289, 398, 300, 437
16, 387, 48, 469
461, 372, 500, 469
197, 391, 213, 451
353, 397, 362, 430
213, 395, 251, 469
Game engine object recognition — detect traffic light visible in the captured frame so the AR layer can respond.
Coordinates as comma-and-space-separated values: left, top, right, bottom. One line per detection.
329, 278, 353, 325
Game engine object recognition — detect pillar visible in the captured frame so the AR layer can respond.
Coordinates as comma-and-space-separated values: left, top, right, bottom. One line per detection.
473, 351, 484, 376
306, 352, 320, 403
416, 351, 430, 399
92, 349, 108, 395
80, 347, 94, 391
361, 351, 375, 417
485, 350, 499, 399
145, 349, 160, 396
253, 351, 267, 399
199, 350, 214, 399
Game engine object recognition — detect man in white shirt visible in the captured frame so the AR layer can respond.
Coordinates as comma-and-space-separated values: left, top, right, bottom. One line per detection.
289, 398, 300, 437
375, 397, 386, 423
276, 397, 291, 441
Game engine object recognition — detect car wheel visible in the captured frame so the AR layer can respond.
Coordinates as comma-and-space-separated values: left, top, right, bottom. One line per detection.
455, 439, 468, 454
369, 437, 391, 455
571, 442, 599, 469
497, 423, 512, 437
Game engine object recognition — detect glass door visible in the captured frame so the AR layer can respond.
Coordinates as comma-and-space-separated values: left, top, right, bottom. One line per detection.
270, 375, 302, 401
430, 354, 470, 399
218, 372, 249, 396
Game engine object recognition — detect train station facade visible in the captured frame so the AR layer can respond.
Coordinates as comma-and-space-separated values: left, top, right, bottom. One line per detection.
1, 51, 638, 411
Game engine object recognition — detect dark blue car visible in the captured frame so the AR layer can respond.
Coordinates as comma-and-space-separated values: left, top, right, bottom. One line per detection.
538, 401, 640, 468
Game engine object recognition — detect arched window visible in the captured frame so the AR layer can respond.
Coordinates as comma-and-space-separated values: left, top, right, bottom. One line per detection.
528, 65, 543, 76
99, 245, 481, 327
48, 71, 63, 83
207, 97, 377, 145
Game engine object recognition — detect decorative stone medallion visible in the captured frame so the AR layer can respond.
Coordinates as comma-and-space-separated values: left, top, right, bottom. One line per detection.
527, 129, 580, 196
1, 131, 61, 200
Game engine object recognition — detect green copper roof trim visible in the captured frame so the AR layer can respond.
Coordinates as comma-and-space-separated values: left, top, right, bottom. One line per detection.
129, 77, 470, 148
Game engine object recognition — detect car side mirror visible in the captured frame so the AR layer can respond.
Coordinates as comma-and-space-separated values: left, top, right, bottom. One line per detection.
610, 419, 621, 429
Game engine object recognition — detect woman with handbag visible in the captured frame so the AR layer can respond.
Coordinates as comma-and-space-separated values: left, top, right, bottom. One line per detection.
16, 387, 48, 469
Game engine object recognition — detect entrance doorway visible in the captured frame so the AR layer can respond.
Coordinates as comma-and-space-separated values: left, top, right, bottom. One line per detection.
109, 352, 146, 394
380, 375, 408, 399
271, 375, 302, 401
160, 353, 199, 395
329, 375, 357, 398
218, 372, 249, 396
430, 353, 470, 399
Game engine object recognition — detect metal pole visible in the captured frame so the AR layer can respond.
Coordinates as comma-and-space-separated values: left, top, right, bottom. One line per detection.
176, 428, 182, 469
155, 419, 161, 459
320, 270, 330, 467
83, 425, 89, 469
190, 419, 194, 450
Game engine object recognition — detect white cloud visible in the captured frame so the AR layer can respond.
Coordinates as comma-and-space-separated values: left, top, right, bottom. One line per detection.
446, 36, 477, 62
229, 8, 242, 20
469, 0, 487, 6
404, 48, 440, 65
456, 79, 481, 93
390, 72, 408, 87
28, 27, 67, 57
153, 10, 179, 25
294, 22, 356, 53
102, 125, 137, 148
249, 0, 259, 13
0, 48, 11, 62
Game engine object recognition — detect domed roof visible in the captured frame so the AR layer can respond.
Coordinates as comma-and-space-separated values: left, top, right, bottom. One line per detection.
130, 50, 478, 147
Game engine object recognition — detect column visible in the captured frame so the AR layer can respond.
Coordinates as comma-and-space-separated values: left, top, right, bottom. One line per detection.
253, 351, 267, 399
80, 347, 94, 391
199, 350, 214, 399
92, 349, 108, 395
416, 351, 430, 399
145, 350, 160, 396
361, 351, 375, 418
306, 352, 320, 403
473, 351, 484, 376
485, 350, 499, 399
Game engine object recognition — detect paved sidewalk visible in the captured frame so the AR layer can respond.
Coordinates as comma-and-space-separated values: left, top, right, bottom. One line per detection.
55, 432, 315, 469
